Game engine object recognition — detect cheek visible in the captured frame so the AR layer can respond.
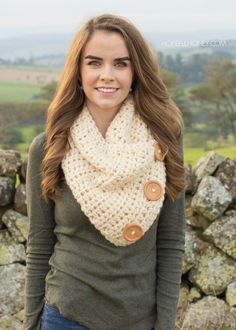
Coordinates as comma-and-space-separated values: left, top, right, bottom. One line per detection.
119, 70, 133, 86
81, 68, 97, 86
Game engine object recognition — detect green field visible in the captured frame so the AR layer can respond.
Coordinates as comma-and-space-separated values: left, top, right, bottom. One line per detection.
0, 65, 61, 103
0, 66, 235, 165
2, 125, 236, 164
14, 131, 236, 165
16, 145, 236, 164
9, 126, 41, 160
14, 143, 236, 188
184, 147, 236, 166
0, 82, 41, 103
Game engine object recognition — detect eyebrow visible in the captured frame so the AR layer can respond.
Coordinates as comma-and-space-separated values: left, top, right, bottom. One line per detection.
84, 55, 131, 61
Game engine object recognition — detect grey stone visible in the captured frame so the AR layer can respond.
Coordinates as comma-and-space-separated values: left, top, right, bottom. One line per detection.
189, 286, 202, 303
203, 211, 236, 259
0, 205, 9, 228
0, 243, 25, 265
0, 263, 25, 315
226, 281, 236, 307
191, 176, 233, 221
0, 229, 14, 243
185, 213, 211, 230
0, 315, 22, 330
192, 151, 225, 190
181, 295, 236, 330
231, 307, 236, 325
215, 159, 236, 200
0, 177, 15, 206
182, 230, 200, 274
177, 282, 189, 309
188, 244, 236, 295
0, 150, 22, 177
184, 163, 194, 193
14, 308, 24, 322
14, 184, 27, 216
2, 209, 28, 243
19, 159, 27, 184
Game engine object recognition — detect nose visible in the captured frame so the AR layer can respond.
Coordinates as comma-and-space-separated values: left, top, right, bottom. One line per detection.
100, 65, 115, 82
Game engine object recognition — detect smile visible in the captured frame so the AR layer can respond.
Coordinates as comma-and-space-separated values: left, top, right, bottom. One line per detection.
96, 87, 118, 93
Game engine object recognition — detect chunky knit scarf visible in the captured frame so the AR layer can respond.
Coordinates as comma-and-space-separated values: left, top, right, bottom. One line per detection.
61, 95, 166, 246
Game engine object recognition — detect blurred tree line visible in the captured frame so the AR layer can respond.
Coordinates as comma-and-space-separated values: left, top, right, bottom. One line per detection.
157, 49, 234, 84
160, 56, 236, 145
0, 102, 46, 149
0, 52, 236, 151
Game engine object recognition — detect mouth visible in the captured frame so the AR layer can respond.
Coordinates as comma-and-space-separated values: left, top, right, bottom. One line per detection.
95, 87, 119, 93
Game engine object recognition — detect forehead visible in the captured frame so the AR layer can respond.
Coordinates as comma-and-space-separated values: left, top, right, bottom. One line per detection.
83, 30, 129, 57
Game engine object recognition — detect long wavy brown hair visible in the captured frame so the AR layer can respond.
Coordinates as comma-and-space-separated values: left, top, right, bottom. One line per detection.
41, 13, 185, 203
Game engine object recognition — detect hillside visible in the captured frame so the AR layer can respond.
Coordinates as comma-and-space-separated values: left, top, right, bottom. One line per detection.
0, 31, 235, 67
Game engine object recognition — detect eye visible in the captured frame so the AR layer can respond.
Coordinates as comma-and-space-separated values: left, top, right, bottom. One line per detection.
87, 60, 101, 66
115, 62, 127, 67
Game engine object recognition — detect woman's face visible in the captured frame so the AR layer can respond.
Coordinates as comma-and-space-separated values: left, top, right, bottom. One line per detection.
80, 30, 133, 113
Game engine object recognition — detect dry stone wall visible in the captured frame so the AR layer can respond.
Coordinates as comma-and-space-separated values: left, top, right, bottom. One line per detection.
177, 151, 236, 330
0, 149, 236, 329
0, 150, 27, 329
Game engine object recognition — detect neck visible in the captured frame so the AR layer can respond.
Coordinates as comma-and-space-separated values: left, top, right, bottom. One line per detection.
86, 103, 121, 138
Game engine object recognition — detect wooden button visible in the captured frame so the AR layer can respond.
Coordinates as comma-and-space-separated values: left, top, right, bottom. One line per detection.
144, 180, 163, 201
123, 223, 144, 242
153, 142, 168, 161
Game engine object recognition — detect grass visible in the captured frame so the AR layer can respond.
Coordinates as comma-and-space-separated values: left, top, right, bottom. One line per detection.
1, 126, 235, 165
20, 126, 38, 142
184, 147, 236, 167
13, 145, 234, 189
15, 126, 40, 160
0, 126, 40, 160
11, 144, 236, 166
15, 143, 31, 161
0, 82, 41, 103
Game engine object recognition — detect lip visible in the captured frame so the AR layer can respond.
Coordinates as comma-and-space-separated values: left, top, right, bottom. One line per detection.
95, 87, 119, 95
95, 87, 119, 90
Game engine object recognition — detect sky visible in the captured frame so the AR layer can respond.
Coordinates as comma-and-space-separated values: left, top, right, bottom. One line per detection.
0, 0, 236, 39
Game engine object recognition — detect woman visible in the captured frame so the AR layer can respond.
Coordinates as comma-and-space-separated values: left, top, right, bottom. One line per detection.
24, 14, 186, 330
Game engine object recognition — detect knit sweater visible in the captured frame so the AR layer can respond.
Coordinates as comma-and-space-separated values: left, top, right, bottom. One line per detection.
23, 132, 185, 330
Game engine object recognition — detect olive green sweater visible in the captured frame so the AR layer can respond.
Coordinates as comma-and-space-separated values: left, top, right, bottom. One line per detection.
23, 132, 185, 330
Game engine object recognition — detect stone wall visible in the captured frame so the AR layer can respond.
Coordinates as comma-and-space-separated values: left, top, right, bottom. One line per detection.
0, 150, 27, 329
177, 152, 236, 329
0, 149, 236, 329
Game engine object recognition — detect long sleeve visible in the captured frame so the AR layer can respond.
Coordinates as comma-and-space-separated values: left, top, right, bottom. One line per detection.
155, 136, 186, 330
23, 133, 56, 330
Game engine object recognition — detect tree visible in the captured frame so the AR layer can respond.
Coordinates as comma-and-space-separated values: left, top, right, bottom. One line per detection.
160, 68, 181, 89
38, 80, 58, 101
160, 68, 193, 128
190, 58, 236, 140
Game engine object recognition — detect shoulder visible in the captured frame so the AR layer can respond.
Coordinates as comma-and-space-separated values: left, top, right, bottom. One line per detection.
28, 131, 46, 160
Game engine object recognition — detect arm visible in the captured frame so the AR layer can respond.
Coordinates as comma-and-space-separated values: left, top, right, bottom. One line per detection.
155, 136, 186, 330
23, 133, 56, 330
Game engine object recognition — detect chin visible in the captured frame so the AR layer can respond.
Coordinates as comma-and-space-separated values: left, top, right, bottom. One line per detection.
97, 100, 120, 109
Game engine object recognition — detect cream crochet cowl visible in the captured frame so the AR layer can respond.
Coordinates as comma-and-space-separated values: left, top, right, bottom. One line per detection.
61, 95, 166, 246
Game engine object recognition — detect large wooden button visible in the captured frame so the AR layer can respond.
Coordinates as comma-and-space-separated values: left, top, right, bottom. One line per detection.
123, 223, 144, 242
153, 142, 168, 161
144, 180, 163, 201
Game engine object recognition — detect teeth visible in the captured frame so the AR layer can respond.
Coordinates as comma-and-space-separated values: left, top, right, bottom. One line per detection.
97, 88, 117, 93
